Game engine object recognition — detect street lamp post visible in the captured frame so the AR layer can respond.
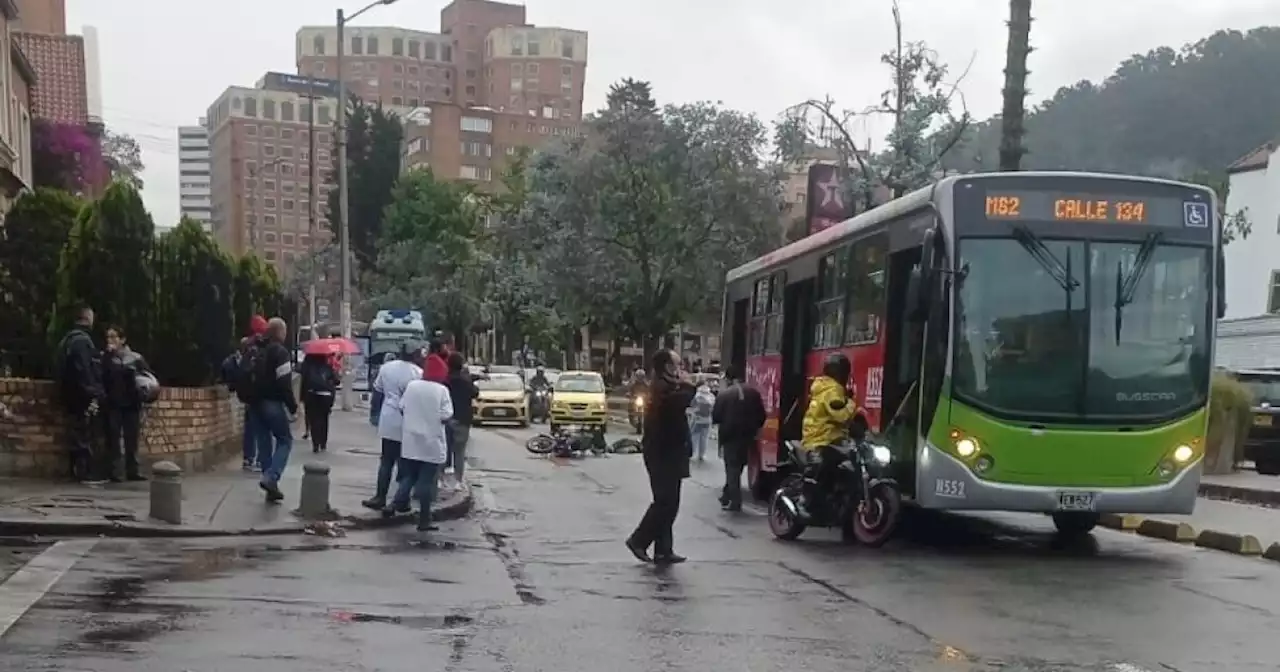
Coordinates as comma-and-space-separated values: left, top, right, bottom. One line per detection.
336, 0, 398, 412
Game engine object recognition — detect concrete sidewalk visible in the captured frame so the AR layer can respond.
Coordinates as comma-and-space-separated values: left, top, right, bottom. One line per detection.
0, 411, 471, 537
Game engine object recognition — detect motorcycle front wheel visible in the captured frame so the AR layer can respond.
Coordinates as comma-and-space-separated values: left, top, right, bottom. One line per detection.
525, 434, 556, 455
768, 476, 807, 540
850, 482, 902, 547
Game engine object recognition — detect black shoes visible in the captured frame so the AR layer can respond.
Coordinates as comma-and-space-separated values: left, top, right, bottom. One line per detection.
624, 537, 652, 562
259, 481, 285, 503
654, 553, 687, 565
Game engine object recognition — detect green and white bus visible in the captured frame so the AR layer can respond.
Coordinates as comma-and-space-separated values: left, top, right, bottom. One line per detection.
722, 171, 1223, 534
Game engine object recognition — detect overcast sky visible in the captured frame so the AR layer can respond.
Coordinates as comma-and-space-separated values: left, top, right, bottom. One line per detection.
67, 0, 1278, 226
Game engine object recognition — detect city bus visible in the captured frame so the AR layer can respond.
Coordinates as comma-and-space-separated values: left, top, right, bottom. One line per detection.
721, 171, 1224, 534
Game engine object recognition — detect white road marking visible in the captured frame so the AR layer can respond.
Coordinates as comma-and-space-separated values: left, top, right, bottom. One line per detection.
1110, 663, 1157, 672
0, 539, 98, 638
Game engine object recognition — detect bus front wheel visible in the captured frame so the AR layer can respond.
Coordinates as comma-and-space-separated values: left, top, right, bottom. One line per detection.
1052, 512, 1099, 537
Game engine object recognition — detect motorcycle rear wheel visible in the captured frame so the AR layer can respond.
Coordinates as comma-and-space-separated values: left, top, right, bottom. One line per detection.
850, 482, 902, 547
525, 434, 556, 455
768, 476, 807, 540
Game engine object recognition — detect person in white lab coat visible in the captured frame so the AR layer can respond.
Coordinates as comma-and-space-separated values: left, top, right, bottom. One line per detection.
386, 377, 453, 533
362, 343, 425, 510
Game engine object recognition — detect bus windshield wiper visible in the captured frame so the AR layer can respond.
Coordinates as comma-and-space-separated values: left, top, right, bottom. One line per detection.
1011, 225, 1080, 293
1114, 232, 1163, 344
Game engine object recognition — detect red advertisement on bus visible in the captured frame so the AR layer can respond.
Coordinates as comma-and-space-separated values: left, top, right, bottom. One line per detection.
745, 354, 782, 469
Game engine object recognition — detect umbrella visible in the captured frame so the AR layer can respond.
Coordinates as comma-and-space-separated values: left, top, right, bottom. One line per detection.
302, 337, 360, 356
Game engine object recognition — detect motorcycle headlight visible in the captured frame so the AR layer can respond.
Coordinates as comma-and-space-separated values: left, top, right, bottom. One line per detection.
634, 397, 644, 408
870, 444, 892, 465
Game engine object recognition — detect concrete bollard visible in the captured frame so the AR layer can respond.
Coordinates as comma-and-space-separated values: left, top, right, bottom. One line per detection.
298, 462, 332, 518
149, 461, 183, 524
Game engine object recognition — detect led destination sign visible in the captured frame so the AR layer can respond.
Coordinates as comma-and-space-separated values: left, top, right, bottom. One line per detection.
983, 190, 1208, 228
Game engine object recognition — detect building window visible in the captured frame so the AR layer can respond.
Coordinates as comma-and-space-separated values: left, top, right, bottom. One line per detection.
409, 40, 420, 58
511, 78, 522, 92
264, 232, 277, 243
262, 126, 276, 138
511, 35, 523, 56
408, 80, 419, 91
393, 63, 404, 75
561, 78, 573, 94
264, 197, 277, 209
1270, 271, 1280, 313
243, 124, 257, 136
561, 64, 573, 77
442, 46, 452, 62
351, 62, 364, 74
460, 116, 492, 133
392, 96, 403, 106
313, 34, 325, 55
528, 63, 539, 76
281, 233, 294, 246
263, 145, 276, 157
282, 182, 295, 194
392, 79, 403, 90
527, 40, 541, 56
283, 199, 295, 212
244, 97, 258, 117
424, 41, 437, 60
280, 146, 293, 158
263, 179, 276, 191
408, 64, 419, 75
314, 61, 327, 74
466, 68, 477, 80
561, 40, 574, 59
281, 102, 295, 122
318, 106, 331, 125
459, 165, 491, 181
263, 99, 277, 120
263, 214, 277, 228
409, 98, 420, 107
408, 137, 427, 153
542, 106, 554, 119
392, 37, 404, 56
264, 251, 277, 261
367, 36, 379, 54
281, 128, 294, 140
281, 164, 294, 176
465, 85, 476, 96
351, 36, 363, 54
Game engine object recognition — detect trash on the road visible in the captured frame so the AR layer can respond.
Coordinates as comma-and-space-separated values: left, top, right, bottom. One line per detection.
303, 520, 347, 537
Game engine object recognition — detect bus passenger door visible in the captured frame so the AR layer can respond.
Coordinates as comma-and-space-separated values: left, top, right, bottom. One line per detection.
883, 247, 925, 494
779, 279, 815, 442
729, 299, 748, 380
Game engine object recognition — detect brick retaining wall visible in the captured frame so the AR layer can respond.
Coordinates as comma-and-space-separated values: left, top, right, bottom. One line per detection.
0, 379, 243, 478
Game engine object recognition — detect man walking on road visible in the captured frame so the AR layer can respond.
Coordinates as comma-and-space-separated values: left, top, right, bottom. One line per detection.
713, 365, 766, 512
626, 350, 697, 565
362, 342, 424, 510
253, 317, 298, 503
54, 303, 106, 484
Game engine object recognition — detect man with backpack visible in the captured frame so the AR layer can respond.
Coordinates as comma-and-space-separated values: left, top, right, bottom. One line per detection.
54, 303, 106, 484
247, 318, 299, 503
223, 315, 270, 472
712, 366, 766, 512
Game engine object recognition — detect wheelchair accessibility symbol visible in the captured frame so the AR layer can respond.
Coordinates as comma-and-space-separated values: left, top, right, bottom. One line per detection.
1184, 201, 1209, 228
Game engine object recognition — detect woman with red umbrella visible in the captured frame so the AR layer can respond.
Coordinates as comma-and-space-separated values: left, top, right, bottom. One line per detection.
298, 337, 357, 452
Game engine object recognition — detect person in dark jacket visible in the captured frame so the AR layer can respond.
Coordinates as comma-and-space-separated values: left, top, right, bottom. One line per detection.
223, 315, 269, 472
299, 352, 340, 453
100, 325, 150, 482
626, 349, 697, 564
55, 303, 106, 484
444, 351, 479, 489
254, 317, 299, 503
712, 365, 767, 511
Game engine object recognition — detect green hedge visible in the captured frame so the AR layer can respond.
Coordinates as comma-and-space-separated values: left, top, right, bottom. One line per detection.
1208, 372, 1254, 464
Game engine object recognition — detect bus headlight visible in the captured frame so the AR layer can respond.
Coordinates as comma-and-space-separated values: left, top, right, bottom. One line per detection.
1172, 444, 1194, 464
955, 437, 979, 458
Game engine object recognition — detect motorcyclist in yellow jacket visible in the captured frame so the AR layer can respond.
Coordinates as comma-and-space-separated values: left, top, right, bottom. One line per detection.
801, 353, 856, 452
799, 353, 857, 514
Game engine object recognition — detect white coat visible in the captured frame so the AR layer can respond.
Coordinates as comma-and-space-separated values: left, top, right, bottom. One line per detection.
400, 379, 453, 464
373, 359, 423, 442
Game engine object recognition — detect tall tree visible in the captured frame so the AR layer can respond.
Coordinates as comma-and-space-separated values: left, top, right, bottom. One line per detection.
518, 79, 782, 358
775, 1, 972, 209
0, 188, 83, 376
998, 0, 1033, 171
326, 96, 404, 273
1189, 170, 1252, 245
100, 128, 145, 189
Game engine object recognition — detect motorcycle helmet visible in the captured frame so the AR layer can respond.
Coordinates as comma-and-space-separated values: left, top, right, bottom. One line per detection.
822, 352, 852, 387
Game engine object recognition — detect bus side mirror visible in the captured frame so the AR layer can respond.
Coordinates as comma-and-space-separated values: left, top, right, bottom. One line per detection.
908, 226, 939, 322
1216, 246, 1226, 319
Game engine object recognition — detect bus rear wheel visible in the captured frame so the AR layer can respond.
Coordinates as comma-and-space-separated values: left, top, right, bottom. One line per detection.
1052, 512, 1099, 537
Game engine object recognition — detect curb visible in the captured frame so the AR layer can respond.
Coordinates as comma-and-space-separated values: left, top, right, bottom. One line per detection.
1098, 513, 1144, 531
1264, 543, 1280, 562
1197, 481, 1280, 507
1194, 529, 1264, 556
1134, 518, 1197, 543
0, 489, 474, 539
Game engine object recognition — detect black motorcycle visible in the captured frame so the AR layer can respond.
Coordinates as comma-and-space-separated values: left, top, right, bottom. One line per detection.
767, 437, 903, 547
529, 388, 550, 423
525, 425, 606, 457
628, 394, 645, 434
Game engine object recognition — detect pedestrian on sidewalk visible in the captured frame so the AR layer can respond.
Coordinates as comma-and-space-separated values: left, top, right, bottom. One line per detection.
53, 303, 106, 484
626, 349, 697, 565
99, 325, 152, 482
223, 315, 269, 472
688, 381, 715, 462
712, 365, 766, 512
423, 336, 449, 384
253, 317, 298, 503
299, 351, 340, 453
362, 342, 424, 510
445, 351, 479, 491
387, 376, 453, 538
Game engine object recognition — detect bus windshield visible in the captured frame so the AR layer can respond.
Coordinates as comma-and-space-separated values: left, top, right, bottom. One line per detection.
953, 237, 1210, 421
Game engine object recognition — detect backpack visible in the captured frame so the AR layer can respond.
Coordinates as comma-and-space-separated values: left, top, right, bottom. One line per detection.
303, 361, 333, 394
234, 342, 264, 403
692, 392, 714, 419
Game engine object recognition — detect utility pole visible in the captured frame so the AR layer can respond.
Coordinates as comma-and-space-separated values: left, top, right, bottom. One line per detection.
302, 79, 319, 331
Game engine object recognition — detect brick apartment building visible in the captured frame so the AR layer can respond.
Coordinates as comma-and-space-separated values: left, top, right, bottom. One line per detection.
10, 0, 86, 126
205, 73, 338, 269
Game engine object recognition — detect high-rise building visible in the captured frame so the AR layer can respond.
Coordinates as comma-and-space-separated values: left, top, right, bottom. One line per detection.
205, 73, 337, 274
177, 121, 212, 231
12, 0, 64, 35
296, 0, 587, 190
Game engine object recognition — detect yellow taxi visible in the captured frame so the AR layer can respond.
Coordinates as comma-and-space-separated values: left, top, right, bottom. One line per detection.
472, 372, 529, 427
549, 371, 608, 434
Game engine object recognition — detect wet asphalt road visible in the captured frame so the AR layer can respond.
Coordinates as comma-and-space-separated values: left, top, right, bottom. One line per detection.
1, 425, 1279, 671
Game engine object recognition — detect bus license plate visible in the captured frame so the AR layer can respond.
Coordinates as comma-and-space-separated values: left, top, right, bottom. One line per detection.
1057, 491, 1097, 512
1255, 414, 1272, 427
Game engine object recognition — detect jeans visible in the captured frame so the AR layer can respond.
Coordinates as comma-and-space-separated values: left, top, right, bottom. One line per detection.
445, 422, 471, 480
242, 403, 267, 468
689, 422, 711, 459
254, 400, 294, 486
102, 407, 141, 479
374, 438, 402, 502
391, 459, 441, 531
